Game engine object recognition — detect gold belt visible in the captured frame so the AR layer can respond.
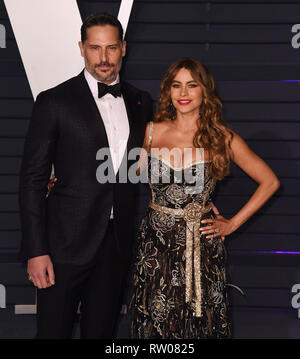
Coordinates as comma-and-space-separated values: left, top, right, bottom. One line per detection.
149, 201, 212, 317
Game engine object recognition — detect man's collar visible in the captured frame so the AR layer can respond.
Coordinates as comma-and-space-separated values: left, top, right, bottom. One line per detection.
84, 68, 120, 96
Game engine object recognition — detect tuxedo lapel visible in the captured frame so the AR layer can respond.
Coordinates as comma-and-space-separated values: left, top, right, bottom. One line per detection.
72, 71, 110, 150
121, 81, 144, 153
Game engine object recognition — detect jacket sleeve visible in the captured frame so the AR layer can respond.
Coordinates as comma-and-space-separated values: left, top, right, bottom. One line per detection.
19, 91, 58, 261
141, 90, 154, 124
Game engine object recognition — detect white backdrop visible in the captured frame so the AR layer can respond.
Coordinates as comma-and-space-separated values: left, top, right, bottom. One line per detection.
4, 0, 134, 99
4, 0, 83, 100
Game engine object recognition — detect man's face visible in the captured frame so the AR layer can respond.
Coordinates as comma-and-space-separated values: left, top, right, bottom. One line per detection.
79, 25, 126, 84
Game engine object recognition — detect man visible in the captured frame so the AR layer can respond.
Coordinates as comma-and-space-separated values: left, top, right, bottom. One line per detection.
19, 13, 153, 339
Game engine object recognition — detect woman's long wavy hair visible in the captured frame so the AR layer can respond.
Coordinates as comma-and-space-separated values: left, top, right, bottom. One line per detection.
153, 58, 234, 180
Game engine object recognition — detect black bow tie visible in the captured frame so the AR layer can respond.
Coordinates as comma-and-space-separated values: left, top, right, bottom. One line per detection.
97, 82, 122, 98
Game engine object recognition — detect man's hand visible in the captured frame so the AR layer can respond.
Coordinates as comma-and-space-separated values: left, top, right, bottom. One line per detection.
27, 255, 55, 289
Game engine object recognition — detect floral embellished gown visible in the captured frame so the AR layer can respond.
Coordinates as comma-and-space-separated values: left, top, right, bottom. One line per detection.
130, 122, 231, 339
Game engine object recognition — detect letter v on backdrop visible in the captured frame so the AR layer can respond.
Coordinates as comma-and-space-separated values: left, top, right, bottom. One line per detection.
4, 0, 134, 99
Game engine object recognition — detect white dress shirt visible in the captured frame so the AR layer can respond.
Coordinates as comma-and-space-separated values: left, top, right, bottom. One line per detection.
84, 69, 130, 218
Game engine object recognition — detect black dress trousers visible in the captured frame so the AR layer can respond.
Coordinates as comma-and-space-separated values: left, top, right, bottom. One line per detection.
36, 220, 129, 339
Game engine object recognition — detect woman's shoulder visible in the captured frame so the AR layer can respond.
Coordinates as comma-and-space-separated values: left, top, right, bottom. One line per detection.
142, 122, 152, 148
222, 127, 252, 158
147, 119, 170, 133
143, 120, 158, 149
153, 119, 173, 131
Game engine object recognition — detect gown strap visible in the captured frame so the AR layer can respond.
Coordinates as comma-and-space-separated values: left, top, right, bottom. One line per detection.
147, 121, 154, 154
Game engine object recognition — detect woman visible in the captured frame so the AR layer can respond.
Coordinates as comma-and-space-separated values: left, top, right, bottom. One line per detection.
129, 58, 280, 339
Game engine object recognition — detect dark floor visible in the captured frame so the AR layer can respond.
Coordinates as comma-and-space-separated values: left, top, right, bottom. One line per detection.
0, 305, 299, 339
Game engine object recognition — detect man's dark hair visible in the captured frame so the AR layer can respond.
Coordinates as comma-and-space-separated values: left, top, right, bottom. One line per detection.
81, 13, 124, 43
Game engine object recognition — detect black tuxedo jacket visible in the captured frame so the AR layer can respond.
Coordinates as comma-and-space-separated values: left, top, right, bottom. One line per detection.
19, 70, 153, 265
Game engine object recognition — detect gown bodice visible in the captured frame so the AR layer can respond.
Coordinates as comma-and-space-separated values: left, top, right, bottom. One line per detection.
147, 154, 217, 211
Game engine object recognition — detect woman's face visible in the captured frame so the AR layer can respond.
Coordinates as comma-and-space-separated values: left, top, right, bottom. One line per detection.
170, 67, 203, 117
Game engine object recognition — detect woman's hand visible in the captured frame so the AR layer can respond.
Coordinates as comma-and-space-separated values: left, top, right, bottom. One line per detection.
199, 202, 236, 242
47, 176, 57, 197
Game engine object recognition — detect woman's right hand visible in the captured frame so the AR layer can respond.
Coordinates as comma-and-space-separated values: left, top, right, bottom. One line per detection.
47, 176, 57, 197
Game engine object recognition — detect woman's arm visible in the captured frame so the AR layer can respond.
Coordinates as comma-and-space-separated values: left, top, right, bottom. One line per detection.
201, 130, 280, 239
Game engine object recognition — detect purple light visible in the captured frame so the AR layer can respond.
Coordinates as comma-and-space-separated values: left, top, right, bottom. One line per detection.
272, 251, 300, 254
231, 250, 300, 255
281, 80, 300, 82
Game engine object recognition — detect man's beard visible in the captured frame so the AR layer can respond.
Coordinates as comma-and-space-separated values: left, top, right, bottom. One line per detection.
88, 60, 122, 83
